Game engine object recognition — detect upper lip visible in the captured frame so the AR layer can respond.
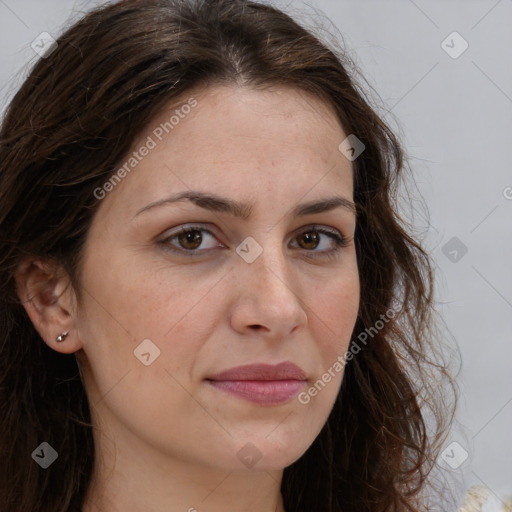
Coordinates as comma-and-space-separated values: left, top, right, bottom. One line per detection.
206, 362, 307, 381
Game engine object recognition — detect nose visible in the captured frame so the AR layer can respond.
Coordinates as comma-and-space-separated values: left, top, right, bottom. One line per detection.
229, 237, 308, 338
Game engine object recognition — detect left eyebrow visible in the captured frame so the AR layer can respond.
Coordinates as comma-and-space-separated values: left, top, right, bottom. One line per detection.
133, 190, 357, 220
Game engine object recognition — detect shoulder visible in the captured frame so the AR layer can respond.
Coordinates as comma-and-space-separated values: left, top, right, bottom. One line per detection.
458, 485, 512, 512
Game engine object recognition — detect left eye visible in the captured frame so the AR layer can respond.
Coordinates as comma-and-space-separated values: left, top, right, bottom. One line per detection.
290, 228, 345, 252
159, 224, 348, 258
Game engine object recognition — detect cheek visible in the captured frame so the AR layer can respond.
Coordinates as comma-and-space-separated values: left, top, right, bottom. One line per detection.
81, 240, 220, 336
311, 272, 360, 356
303, 273, 359, 410
76, 255, 221, 425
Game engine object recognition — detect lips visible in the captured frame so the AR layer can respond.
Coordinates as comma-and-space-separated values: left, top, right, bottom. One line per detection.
206, 362, 307, 405
207, 362, 307, 381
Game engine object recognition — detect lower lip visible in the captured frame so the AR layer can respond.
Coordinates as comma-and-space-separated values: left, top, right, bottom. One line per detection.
206, 379, 306, 405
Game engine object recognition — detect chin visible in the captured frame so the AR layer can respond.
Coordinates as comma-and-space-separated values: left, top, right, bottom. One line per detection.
223, 430, 314, 473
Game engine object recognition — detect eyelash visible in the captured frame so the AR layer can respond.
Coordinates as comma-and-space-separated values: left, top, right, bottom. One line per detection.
158, 224, 350, 260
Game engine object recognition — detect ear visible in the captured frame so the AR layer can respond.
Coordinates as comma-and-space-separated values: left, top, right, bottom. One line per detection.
14, 259, 82, 354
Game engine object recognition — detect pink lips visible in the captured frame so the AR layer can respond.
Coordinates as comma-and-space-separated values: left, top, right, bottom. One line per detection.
206, 362, 307, 405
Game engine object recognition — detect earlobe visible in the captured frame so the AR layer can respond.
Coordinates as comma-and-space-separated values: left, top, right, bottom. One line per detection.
14, 259, 82, 354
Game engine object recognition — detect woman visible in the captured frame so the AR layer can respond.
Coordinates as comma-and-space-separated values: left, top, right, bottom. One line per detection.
0, 0, 502, 511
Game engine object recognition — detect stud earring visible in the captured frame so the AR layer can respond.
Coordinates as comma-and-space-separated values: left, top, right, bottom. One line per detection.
56, 331, 69, 343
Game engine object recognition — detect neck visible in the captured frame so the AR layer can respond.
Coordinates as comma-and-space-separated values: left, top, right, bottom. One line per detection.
82, 426, 286, 512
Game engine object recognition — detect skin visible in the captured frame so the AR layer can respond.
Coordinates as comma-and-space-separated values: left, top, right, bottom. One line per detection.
16, 84, 360, 512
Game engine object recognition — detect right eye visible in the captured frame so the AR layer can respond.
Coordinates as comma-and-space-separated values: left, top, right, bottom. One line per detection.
158, 224, 225, 257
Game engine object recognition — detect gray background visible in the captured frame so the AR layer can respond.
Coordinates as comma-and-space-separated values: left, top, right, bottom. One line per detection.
1, 0, 511, 506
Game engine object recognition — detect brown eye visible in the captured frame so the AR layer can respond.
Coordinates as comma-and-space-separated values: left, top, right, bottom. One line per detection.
159, 225, 222, 257
159, 224, 348, 260
297, 230, 320, 250
290, 226, 349, 261
177, 229, 203, 250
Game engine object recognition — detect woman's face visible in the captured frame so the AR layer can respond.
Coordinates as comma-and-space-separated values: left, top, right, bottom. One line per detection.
75, 84, 360, 473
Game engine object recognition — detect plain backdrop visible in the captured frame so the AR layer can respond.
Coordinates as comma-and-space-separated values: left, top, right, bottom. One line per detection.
1, 0, 511, 506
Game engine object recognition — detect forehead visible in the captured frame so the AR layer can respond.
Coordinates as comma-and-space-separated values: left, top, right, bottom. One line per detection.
98, 84, 353, 218
172, 84, 345, 153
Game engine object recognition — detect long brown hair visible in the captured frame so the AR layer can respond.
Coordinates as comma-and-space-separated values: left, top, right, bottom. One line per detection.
0, 1, 457, 510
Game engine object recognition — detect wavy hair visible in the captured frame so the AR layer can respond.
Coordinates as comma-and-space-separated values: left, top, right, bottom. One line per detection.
0, 0, 457, 510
